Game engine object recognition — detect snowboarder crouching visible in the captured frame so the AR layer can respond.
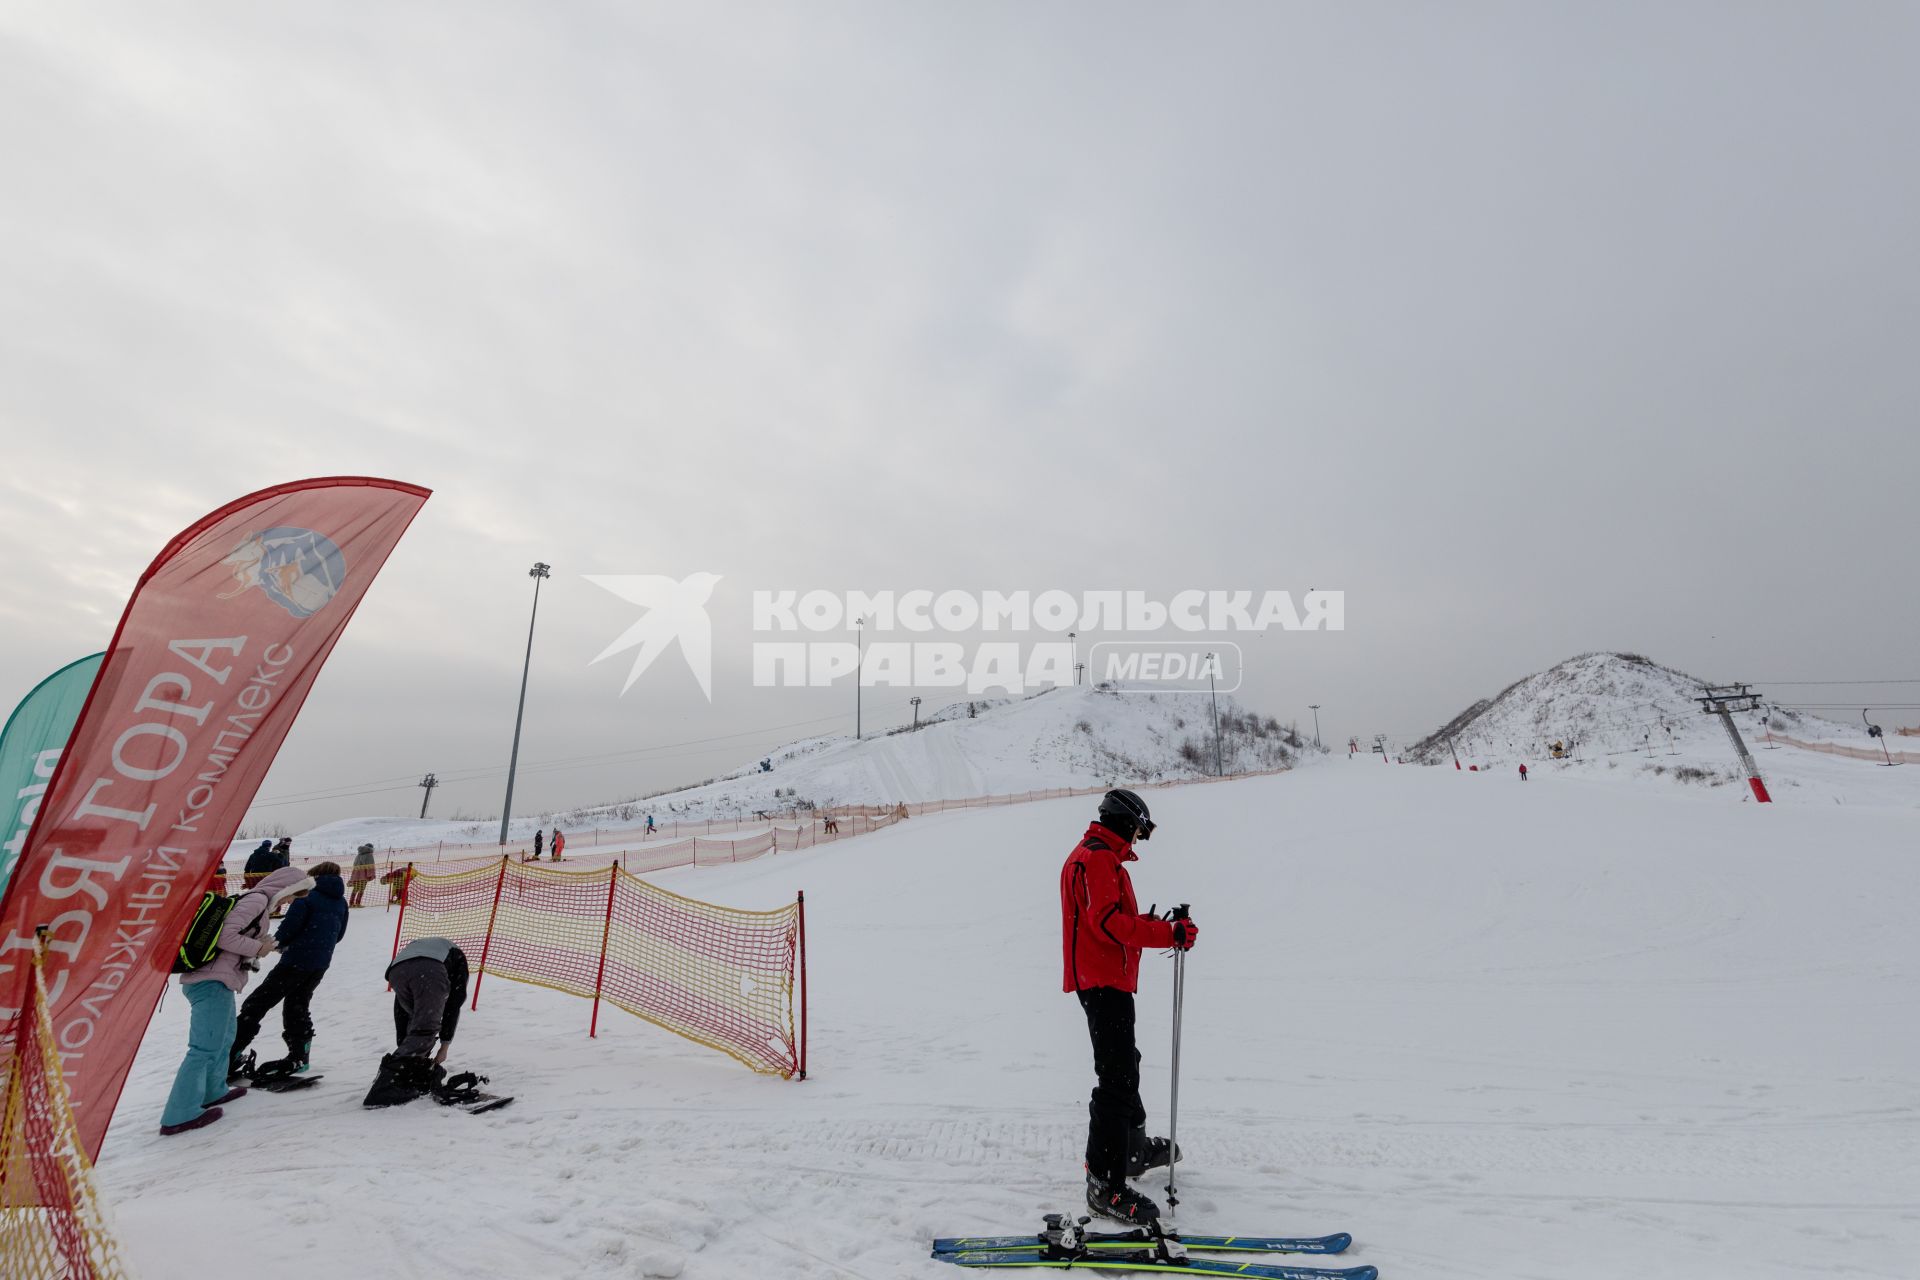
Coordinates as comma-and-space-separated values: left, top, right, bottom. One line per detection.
365, 936, 470, 1107
1060, 789, 1198, 1224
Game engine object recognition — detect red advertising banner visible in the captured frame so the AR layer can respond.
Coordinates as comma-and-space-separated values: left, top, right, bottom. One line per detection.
0, 477, 429, 1157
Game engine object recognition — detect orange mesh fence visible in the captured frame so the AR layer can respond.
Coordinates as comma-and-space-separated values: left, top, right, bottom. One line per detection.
314, 765, 1293, 910
0, 947, 132, 1280
1764, 732, 1920, 765
393, 861, 802, 1079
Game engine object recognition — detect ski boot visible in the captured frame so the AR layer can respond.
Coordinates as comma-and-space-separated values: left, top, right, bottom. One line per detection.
257, 1038, 311, 1079
1127, 1128, 1182, 1179
362, 1053, 437, 1108
1085, 1173, 1161, 1225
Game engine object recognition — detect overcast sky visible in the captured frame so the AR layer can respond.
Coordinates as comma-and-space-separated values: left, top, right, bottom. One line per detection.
3, 2, 1915, 833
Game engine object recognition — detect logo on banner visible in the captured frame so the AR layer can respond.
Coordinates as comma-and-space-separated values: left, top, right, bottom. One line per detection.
218, 527, 347, 617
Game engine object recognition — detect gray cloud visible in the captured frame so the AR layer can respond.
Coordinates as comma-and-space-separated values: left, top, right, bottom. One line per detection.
2, 2, 1914, 829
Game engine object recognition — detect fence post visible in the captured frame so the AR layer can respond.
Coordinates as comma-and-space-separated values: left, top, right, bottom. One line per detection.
386, 863, 414, 991
590, 863, 618, 1038
796, 888, 808, 1081
470, 855, 509, 1011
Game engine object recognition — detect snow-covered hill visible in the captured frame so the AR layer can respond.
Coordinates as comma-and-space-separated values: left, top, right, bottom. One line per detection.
1408, 652, 1885, 796
264, 685, 1310, 855
584, 685, 1305, 821
104, 758, 1920, 1280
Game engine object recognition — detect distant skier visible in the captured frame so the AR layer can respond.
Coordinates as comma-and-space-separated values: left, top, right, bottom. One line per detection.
1518, 763, 1529, 782
349, 844, 378, 907
645, 814, 657, 836
533, 829, 544, 860
1060, 788, 1197, 1224
365, 937, 471, 1107
551, 828, 566, 861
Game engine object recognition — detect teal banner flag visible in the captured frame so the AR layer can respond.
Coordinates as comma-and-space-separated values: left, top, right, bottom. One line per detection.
0, 653, 104, 897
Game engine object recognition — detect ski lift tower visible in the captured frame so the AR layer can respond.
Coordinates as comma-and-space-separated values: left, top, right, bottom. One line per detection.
1696, 684, 1772, 803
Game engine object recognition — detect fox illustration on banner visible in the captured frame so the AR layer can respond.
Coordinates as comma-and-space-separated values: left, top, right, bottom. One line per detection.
0, 477, 429, 1159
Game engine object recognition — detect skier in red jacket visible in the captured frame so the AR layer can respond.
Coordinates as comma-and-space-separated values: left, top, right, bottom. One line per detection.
1060, 789, 1198, 1224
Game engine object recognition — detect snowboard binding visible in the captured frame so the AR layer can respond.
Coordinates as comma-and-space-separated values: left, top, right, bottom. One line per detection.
433, 1070, 492, 1106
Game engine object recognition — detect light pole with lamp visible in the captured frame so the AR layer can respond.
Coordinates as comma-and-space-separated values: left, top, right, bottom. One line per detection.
855, 614, 869, 739
499, 561, 550, 846
1205, 651, 1223, 776
1308, 703, 1322, 750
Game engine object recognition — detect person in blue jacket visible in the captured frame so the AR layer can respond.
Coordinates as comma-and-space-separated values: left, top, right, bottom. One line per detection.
229, 860, 349, 1075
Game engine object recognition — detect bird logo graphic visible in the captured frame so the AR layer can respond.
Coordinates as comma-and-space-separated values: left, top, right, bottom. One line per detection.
585, 573, 722, 699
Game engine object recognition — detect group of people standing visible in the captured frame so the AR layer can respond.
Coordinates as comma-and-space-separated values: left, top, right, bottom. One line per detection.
161, 842, 472, 1136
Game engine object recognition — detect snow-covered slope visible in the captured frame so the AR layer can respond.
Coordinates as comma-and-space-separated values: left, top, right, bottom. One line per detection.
1408, 652, 1883, 797
590, 685, 1304, 820
102, 760, 1920, 1279
258, 685, 1309, 855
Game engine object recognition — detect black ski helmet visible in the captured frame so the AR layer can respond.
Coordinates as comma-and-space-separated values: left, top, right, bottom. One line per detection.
1097, 788, 1154, 841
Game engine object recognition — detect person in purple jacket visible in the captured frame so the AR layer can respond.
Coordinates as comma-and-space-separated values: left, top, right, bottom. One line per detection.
160, 865, 313, 1136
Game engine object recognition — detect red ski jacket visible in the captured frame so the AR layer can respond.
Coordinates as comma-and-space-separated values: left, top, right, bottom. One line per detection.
1060, 821, 1176, 993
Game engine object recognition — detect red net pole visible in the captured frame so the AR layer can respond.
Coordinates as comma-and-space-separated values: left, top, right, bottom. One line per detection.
385, 863, 413, 990
589, 863, 617, 1038
470, 855, 509, 1011
797, 889, 809, 1081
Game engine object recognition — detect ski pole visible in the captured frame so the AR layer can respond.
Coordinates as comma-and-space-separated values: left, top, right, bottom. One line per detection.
1166, 903, 1189, 1218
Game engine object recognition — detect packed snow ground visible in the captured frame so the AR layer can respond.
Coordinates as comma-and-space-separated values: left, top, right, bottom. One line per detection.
104, 757, 1918, 1279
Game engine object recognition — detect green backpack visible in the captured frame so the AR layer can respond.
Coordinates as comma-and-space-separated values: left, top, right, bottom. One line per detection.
172, 890, 265, 974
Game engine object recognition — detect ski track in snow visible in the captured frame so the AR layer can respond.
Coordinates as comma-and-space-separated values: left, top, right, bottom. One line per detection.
100, 762, 1920, 1279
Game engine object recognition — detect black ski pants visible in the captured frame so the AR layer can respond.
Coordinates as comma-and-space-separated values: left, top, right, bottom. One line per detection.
235, 962, 326, 1056
1077, 986, 1147, 1185
391, 957, 452, 1056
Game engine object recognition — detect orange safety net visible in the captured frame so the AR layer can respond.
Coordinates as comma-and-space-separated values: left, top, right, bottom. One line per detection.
393, 861, 802, 1078
0, 947, 131, 1280
285, 764, 1296, 899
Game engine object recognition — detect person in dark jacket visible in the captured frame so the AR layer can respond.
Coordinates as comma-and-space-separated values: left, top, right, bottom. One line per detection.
229, 862, 350, 1075
242, 840, 277, 890
364, 937, 471, 1107
533, 829, 544, 860
1059, 789, 1198, 1224
271, 837, 293, 868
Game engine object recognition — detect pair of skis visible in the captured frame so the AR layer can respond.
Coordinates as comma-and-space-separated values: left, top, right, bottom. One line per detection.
933, 1215, 1372, 1280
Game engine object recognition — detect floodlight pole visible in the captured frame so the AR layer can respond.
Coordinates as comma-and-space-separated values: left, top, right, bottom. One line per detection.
1205, 652, 1223, 776
910, 695, 922, 731
418, 772, 438, 819
499, 562, 551, 845
855, 615, 866, 740
1308, 704, 1322, 750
